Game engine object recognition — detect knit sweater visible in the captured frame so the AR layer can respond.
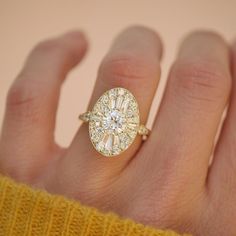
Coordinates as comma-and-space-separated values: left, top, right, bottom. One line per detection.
0, 176, 190, 236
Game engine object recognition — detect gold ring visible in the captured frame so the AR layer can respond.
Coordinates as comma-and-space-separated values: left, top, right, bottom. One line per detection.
79, 87, 150, 157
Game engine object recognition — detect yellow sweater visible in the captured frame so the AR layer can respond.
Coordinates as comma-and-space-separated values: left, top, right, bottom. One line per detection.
0, 176, 190, 236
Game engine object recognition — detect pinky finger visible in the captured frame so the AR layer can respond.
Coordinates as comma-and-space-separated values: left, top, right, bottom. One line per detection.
0, 31, 88, 181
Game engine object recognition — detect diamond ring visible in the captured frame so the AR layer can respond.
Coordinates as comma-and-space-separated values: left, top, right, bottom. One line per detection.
79, 87, 150, 157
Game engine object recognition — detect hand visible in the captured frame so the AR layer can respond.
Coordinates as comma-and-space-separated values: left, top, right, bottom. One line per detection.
0, 26, 235, 235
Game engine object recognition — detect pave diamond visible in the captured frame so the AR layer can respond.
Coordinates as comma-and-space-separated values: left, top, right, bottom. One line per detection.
89, 88, 140, 157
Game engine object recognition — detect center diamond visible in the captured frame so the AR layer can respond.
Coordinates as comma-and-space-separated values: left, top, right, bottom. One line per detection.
103, 110, 126, 133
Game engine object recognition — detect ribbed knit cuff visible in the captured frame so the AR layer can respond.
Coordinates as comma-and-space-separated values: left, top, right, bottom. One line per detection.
0, 176, 190, 236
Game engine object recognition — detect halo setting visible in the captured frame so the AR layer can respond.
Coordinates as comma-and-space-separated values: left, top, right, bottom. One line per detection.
79, 87, 149, 157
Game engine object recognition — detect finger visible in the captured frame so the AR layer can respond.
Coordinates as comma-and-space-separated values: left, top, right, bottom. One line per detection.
142, 31, 231, 193
0, 31, 88, 179
55, 26, 162, 196
207, 42, 236, 197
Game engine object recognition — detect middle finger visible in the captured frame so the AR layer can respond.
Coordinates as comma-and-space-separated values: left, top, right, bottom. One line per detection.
142, 31, 231, 194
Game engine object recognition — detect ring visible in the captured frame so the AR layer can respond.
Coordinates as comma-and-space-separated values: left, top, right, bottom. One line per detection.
79, 87, 150, 157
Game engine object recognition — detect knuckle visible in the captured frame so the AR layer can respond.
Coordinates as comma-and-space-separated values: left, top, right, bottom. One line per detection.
98, 53, 159, 87
30, 38, 79, 72
6, 77, 40, 117
32, 39, 62, 56
7, 80, 30, 106
171, 60, 231, 108
30, 39, 72, 66
184, 30, 226, 46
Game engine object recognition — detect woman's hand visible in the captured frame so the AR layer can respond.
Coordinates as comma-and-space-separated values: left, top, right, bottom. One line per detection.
0, 26, 235, 235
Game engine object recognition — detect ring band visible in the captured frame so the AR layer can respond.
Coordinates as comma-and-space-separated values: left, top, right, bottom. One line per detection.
79, 87, 150, 157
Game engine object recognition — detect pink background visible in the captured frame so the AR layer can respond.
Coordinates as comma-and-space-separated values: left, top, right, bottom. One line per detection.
0, 0, 235, 146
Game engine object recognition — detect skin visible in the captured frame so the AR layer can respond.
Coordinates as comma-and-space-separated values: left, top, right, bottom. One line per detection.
0, 26, 235, 235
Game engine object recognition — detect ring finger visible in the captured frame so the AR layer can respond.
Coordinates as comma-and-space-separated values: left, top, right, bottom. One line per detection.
54, 26, 162, 196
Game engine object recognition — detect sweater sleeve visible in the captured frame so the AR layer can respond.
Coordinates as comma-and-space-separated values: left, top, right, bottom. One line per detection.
0, 176, 190, 236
